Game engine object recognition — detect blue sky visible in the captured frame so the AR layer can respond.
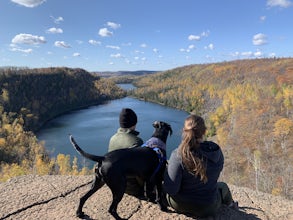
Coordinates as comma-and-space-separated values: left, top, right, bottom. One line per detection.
0, 0, 292, 72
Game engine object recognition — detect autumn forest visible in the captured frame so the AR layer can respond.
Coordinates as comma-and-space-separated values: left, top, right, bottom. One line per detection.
0, 67, 125, 181
130, 58, 293, 199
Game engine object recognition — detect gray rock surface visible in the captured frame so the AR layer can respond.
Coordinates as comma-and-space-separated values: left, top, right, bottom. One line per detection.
0, 175, 292, 220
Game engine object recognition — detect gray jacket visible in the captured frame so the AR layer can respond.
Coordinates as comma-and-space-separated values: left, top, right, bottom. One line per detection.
163, 141, 224, 205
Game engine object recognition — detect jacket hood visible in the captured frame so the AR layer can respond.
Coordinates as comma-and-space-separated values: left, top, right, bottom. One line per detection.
198, 141, 223, 163
117, 128, 140, 136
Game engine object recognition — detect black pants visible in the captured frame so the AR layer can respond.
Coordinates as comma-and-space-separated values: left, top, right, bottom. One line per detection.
166, 182, 233, 218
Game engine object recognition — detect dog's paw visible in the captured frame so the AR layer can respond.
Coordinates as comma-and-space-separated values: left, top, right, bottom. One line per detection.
158, 203, 168, 212
161, 206, 168, 211
76, 211, 85, 218
147, 197, 156, 204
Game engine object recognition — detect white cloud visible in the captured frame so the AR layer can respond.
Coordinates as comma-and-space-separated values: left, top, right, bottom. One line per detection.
12, 33, 46, 45
11, 0, 46, 7
180, 45, 195, 53
267, 0, 292, 8
99, 28, 113, 37
140, 43, 147, 48
260, 16, 266, 22
134, 50, 144, 54
205, 43, 214, 50
10, 47, 33, 53
253, 33, 268, 45
231, 52, 240, 57
106, 45, 120, 50
110, 53, 123, 58
188, 44, 195, 50
88, 39, 101, 45
54, 41, 71, 48
231, 50, 266, 58
188, 35, 201, 41
50, 16, 64, 24
153, 48, 159, 53
107, 22, 121, 29
254, 50, 263, 57
46, 27, 63, 34
201, 30, 210, 37
241, 51, 253, 57
73, 53, 80, 57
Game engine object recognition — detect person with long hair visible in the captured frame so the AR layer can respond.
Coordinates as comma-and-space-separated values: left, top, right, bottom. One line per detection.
163, 114, 238, 218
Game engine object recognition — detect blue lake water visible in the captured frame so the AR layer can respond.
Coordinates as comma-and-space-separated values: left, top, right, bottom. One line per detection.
36, 86, 189, 167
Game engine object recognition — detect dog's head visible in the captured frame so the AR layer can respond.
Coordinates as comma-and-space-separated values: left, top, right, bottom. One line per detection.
152, 121, 172, 143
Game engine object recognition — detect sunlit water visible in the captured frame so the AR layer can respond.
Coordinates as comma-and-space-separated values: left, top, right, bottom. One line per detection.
36, 85, 189, 167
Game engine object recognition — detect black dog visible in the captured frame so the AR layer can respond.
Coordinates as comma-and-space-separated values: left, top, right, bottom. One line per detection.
69, 121, 172, 220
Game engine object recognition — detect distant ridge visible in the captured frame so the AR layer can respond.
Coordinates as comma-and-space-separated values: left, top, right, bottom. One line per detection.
92, 70, 160, 77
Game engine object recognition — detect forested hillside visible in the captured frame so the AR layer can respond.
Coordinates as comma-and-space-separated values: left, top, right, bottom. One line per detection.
0, 67, 125, 131
0, 67, 126, 181
131, 58, 293, 199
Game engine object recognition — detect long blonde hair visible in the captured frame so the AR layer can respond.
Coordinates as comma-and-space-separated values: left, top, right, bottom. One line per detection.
178, 114, 208, 183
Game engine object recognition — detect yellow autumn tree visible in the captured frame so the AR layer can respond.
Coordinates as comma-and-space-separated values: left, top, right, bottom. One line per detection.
79, 166, 91, 175
71, 157, 79, 175
56, 154, 71, 175
0, 163, 28, 182
282, 85, 293, 116
273, 118, 293, 151
35, 154, 55, 175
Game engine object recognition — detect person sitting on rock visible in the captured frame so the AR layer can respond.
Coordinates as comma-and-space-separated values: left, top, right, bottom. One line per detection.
163, 114, 238, 218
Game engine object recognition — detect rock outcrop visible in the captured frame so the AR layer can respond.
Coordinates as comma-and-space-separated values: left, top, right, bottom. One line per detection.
0, 175, 292, 220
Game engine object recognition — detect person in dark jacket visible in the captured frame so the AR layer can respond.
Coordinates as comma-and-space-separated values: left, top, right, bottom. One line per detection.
163, 114, 238, 218
108, 108, 144, 197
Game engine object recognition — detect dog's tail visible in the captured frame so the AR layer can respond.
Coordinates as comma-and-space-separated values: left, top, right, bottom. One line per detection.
69, 135, 104, 162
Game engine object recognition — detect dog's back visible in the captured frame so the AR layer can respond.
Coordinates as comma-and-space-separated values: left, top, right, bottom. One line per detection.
100, 146, 160, 179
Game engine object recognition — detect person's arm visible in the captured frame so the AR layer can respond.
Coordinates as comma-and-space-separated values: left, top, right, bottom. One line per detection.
163, 150, 182, 196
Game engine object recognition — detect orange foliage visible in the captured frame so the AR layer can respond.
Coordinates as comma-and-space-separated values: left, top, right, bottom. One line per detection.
132, 58, 293, 199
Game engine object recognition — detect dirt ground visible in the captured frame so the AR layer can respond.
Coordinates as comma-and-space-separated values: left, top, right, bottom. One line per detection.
0, 175, 292, 220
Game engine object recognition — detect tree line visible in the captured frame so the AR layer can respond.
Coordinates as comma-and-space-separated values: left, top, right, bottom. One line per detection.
0, 67, 126, 181
130, 58, 293, 199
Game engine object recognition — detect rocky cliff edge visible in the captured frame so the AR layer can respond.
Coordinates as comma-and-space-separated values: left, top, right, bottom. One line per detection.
0, 175, 292, 220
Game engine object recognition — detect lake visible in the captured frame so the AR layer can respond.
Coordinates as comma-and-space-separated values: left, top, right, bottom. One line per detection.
36, 85, 189, 167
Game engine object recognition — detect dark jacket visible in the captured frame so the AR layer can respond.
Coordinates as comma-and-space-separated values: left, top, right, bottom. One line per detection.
108, 128, 143, 152
163, 141, 224, 205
